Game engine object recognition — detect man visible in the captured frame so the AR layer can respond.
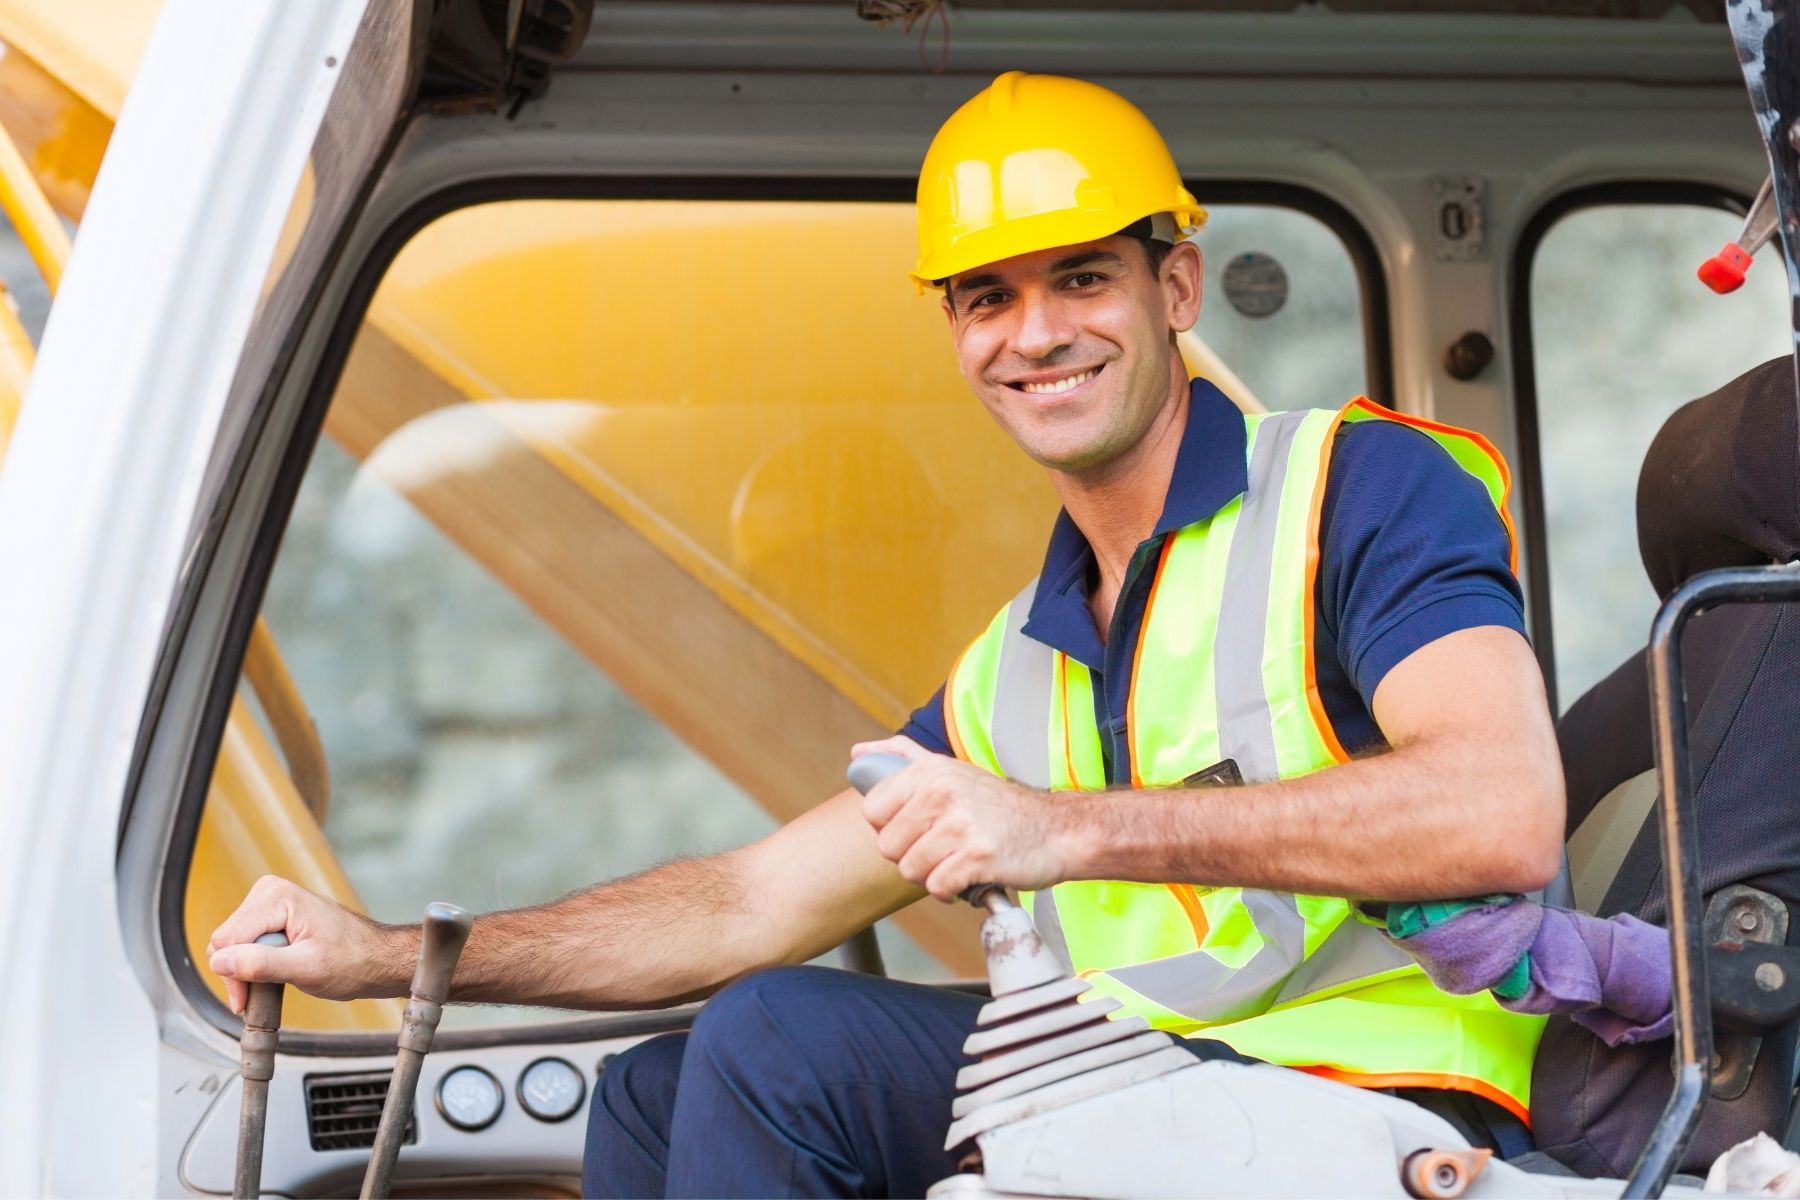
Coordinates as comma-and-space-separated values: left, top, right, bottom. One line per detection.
207, 71, 1565, 1197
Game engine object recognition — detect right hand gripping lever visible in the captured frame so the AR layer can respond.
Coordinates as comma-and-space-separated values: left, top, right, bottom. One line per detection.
845, 753, 1062, 993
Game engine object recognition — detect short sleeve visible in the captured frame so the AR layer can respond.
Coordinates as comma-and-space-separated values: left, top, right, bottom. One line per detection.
1318, 420, 1526, 703
897, 683, 955, 755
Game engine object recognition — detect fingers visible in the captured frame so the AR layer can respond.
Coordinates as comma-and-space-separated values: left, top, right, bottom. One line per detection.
873, 787, 938, 864
206, 876, 315, 1015
896, 823, 970, 897
860, 769, 915, 832
923, 853, 984, 903
209, 942, 297, 1015
860, 752, 963, 832
849, 735, 928, 762
208, 875, 299, 957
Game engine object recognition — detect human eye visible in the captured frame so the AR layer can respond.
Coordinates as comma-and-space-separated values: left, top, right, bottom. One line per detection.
966, 289, 1008, 312
1065, 271, 1107, 289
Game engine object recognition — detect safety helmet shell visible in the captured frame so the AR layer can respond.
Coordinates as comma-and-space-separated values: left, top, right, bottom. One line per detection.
911, 71, 1206, 289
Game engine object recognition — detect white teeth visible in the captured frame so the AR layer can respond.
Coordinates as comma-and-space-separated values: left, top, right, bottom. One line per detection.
1019, 368, 1098, 395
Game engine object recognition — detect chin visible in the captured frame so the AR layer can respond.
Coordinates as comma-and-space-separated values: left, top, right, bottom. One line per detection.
1022, 435, 1114, 473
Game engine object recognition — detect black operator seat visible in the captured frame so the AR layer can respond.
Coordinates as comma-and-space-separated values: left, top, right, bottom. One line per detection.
1528, 356, 1800, 1178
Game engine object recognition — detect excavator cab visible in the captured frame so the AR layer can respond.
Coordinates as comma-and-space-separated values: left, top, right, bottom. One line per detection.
1, 0, 1799, 1194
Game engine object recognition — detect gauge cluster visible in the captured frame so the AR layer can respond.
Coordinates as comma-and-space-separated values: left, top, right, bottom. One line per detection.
434, 1057, 588, 1131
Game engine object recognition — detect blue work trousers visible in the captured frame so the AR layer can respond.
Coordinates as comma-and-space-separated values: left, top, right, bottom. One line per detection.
581, 964, 1526, 1198
581, 965, 1261, 1198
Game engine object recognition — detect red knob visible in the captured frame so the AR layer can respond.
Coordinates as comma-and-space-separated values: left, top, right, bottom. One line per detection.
1698, 243, 1754, 294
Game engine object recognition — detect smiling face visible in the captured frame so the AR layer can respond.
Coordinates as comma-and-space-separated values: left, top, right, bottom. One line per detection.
942, 234, 1202, 476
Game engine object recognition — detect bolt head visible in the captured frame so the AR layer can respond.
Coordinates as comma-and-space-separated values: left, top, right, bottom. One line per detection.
1737, 908, 1761, 933
1757, 961, 1786, 992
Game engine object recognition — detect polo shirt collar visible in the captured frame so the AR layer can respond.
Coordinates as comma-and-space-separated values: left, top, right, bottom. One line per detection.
1019, 378, 1249, 668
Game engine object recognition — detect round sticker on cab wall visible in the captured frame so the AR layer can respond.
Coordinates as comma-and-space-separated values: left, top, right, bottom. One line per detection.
1221, 252, 1288, 319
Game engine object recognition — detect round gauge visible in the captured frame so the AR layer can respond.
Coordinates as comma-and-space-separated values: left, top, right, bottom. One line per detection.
435, 1065, 504, 1132
518, 1057, 587, 1123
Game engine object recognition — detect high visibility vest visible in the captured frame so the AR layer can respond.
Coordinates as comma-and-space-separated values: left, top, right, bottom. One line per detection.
942, 397, 1543, 1124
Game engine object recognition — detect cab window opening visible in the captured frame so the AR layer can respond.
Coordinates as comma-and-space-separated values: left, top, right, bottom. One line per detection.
166, 178, 1387, 1044
1510, 182, 1787, 713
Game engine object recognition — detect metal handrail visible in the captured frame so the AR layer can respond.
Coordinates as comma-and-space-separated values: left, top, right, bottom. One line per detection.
1624, 562, 1800, 1196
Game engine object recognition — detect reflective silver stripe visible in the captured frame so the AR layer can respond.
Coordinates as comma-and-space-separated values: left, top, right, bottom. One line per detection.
986, 579, 1063, 957
989, 581, 1053, 790
1273, 916, 1417, 1006
1028, 888, 1075, 973
1105, 891, 1308, 1022
1213, 411, 1308, 786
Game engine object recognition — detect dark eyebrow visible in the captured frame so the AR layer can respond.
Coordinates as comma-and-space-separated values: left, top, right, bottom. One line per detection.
946, 271, 1004, 311
949, 252, 1124, 308
1049, 250, 1127, 274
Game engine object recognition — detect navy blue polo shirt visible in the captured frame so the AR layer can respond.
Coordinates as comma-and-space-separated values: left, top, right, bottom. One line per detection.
899, 378, 1525, 780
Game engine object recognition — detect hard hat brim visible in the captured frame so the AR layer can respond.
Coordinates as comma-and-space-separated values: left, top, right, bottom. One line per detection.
912, 202, 1206, 290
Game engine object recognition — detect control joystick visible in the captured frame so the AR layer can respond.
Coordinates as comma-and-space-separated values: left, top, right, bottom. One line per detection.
845, 754, 1195, 1168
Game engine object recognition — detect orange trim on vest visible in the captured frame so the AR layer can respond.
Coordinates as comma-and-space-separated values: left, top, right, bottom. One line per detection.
1166, 884, 1212, 945
1302, 407, 1354, 767
942, 643, 972, 764
1341, 397, 1520, 575
1126, 535, 1180, 788
1292, 1064, 1531, 1127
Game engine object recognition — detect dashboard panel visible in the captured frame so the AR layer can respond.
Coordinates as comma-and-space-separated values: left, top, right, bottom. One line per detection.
181, 1034, 655, 1196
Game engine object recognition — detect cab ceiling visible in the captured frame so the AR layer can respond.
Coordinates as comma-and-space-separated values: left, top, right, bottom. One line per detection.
669, 0, 1720, 18
570, 0, 1739, 88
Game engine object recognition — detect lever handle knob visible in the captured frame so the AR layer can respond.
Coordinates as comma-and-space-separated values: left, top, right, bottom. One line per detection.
244, 931, 290, 1033
846, 752, 907, 797
410, 902, 471, 1004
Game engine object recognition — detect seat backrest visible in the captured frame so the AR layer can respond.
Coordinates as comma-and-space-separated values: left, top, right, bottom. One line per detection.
1529, 356, 1800, 1179
1565, 768, 1656, 914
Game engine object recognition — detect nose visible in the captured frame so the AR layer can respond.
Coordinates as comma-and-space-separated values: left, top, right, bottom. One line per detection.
1009, 287, 1076, 362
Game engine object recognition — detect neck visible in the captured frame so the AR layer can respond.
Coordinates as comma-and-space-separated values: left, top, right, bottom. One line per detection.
1050, 357, 1190, 598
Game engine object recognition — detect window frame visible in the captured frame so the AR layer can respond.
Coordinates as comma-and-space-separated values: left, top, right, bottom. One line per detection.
148, 175, 1391, 1056
1508, 180, 1752, 714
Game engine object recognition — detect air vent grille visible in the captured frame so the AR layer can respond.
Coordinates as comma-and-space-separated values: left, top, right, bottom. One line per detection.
304, 1071, 417, 1151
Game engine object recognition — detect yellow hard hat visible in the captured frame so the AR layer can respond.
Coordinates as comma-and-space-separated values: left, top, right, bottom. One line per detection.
912, 71, 1206, 289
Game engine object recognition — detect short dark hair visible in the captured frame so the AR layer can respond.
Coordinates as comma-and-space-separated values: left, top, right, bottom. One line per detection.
1136, 235, 1176, 279
1114, 215, 1176, 278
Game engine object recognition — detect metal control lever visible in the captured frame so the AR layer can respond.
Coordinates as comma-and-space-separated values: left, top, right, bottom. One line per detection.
234, 932, 289, 1200
848, 752, 1191, 1165
359, 902, 472, 1200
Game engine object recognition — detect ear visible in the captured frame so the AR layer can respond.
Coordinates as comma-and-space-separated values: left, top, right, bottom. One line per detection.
1163, 241, 1203, 334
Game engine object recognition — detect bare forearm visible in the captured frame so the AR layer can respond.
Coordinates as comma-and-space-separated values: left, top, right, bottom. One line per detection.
381, 853, 777, 1010
1058, 736, 1563, 900
378, 788, 917, 1010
